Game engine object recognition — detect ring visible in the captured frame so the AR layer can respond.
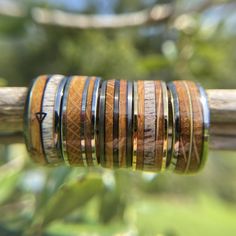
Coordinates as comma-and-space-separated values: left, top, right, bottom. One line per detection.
166, 82, 180, 171
41, 74, 65, 165
169, 81, 210, 174
113, 80, 120, 168
55, 77, 68, 160
61, 76, 87, 166
132, 81, 138, 170
91, 77, 102, 165
24, 75, 49, 165
126, 81, 133, 168
118, 80, 127, 167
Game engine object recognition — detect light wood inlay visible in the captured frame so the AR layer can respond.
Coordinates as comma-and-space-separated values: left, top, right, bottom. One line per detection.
29, 75, 48, 164
155, 81, 164, 171
85, 77, 96, 166
42, 75, 64, 164
119, 80, 127, 167
143, 81, 156, 171
66, 76, 86, 166
174, 81, 191, 173
137, 81, 144, 170
105, 80, 115, 168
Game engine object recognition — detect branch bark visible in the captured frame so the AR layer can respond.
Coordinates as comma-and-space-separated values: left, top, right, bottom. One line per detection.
0, 87, 235, 150
0, 0, 233, 29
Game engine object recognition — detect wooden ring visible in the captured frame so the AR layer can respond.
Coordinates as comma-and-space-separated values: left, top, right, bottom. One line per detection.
99, 80, 107, 166
61, 76, 87, 166
105, 80, 115, 168
24, 75, 49, 165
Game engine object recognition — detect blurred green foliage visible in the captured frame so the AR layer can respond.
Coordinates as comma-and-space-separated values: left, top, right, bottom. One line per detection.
0, 0, 236, 235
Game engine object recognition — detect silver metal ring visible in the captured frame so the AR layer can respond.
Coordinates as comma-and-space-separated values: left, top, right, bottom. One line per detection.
81, 77, 91, 167
126, 81, 133, 168
99, 80, 107, 166
167, 82, 180, 171
113, 80, 120, 167
197, 84, 210, 171
61, 76, 73, 165
91, 77, 102, 165
55, 77, 67, 160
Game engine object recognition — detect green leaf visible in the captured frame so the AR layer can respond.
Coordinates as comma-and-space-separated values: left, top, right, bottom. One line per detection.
33, 174, 104, 228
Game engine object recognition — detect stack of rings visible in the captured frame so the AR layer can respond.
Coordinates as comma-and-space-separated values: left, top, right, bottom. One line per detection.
24, 75, 209, 174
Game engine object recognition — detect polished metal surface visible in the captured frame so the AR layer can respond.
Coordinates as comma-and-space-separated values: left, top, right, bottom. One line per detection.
91, 77, 102, 165
54, 77, 67, 160
126, 80, 133, 167
161, 81, 169, 172
167, 82, 180, 171
113, 80, 120, 167
60, 76, 73, 165
132, 81, 138, 170
81, 77, 90, 167
198, 83, 210, 171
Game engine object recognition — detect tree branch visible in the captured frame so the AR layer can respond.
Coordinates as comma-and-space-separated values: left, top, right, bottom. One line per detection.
0, 87, 236, 151
31, 4, 173, 29
0, 0, 234, 29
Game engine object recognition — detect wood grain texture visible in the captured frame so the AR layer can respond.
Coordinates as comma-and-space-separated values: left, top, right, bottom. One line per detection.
119, 80, 127, 167
174, 81, 191, 173
155, 81, 164, 171
84, 77, 96, 166
29, 75, 48, 164
187, 81, 203, 172
66, 76, 86, 166
136, 80, 144, 170
42, 75, 64, 164
208, 90, 236, 123
105, 80, 115, 168
143, 81, 156, 171
0, 87, 236, 151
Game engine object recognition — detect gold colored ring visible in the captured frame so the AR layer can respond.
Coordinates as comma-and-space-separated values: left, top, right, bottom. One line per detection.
161, 81, 169, 172
132, 81, 138, 170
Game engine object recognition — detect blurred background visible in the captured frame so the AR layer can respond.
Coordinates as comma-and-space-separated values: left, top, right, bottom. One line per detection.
0, 0, 236, 235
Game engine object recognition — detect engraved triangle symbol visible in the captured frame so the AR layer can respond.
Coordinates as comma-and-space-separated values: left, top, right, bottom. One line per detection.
35, 112, 47, 123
